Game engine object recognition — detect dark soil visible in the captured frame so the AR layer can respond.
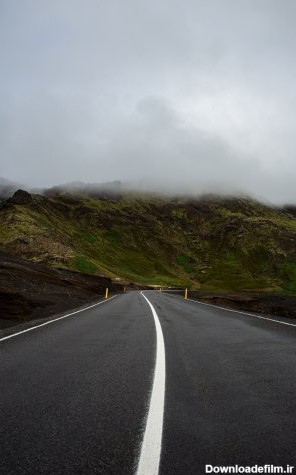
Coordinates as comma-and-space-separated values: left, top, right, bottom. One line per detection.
174, 290, 296, 319
0, 252, 124, 329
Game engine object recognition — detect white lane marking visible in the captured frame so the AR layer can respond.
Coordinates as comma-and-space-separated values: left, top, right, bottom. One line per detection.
136, 292, 166, 475
0, 295, 118, 342
162, 292, 296, 328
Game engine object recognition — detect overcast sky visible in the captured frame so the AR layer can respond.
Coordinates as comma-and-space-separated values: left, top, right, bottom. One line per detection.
1, 0, 296, 203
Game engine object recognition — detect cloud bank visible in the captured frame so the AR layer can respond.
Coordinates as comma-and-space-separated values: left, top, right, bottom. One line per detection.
1, 0, 296, 203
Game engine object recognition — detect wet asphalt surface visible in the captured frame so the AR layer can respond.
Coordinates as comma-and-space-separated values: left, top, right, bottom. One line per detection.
1, 291, 296, 474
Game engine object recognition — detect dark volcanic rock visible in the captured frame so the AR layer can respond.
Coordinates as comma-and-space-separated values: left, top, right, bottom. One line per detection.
283, 205, 296, 218
0, 289, 34, 320
8, 189, 34, 205
176, 290, 296, 319
0, 252, 123, 330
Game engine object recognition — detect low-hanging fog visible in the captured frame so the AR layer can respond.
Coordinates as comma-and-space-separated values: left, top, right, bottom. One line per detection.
1, 0, 296, 203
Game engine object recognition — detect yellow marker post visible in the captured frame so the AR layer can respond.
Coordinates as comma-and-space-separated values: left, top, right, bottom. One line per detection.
184, 288, 188, 300
105, 288, 109, 299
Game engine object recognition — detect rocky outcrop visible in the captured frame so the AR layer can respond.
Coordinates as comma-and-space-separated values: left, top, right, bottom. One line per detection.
8, 189, 34, 205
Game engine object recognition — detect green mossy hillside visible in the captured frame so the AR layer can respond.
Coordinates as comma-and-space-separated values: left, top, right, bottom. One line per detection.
1, 189, 296, 292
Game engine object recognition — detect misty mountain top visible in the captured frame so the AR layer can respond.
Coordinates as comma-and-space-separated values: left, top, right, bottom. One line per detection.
1, 177, 296, 211
0, 178, 122, 199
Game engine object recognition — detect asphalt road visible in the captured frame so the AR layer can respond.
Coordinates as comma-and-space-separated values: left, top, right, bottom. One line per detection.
1, 291, 296, 474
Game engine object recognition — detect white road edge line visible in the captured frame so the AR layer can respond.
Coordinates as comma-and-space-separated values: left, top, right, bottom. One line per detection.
0, 295, 118, 342
162, 292, 296, 328
136, 292, 166, 475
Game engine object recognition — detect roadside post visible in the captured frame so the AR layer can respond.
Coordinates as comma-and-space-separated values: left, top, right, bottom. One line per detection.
184, 288, 188, 299
105, 288, 109, 299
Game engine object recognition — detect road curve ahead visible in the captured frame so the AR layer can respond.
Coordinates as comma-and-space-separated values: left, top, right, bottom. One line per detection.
1, 291, 296, 474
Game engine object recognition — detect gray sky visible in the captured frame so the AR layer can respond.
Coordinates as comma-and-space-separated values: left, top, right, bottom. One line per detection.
1, 0, 296, 203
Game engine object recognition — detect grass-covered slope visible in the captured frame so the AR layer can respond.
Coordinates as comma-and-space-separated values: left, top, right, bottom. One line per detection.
1, 188, 296, 292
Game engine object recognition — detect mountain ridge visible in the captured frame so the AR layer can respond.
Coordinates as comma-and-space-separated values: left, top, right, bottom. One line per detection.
1, 188, 296, 292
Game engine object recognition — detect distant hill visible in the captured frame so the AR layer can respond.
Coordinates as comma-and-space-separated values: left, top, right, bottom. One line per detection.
44, 180, 123, 198
1, 187, 296, 292
0, 177, 123, 199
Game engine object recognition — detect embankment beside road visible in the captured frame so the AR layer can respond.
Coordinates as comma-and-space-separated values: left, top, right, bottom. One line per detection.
0, 253, 124, 329
164, 290, 296, 319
